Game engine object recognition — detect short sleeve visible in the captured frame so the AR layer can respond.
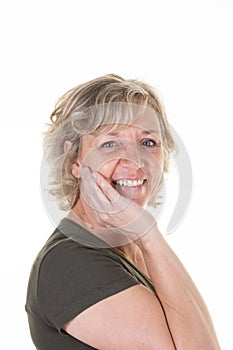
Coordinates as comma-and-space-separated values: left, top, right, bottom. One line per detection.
37, 240, 140, 331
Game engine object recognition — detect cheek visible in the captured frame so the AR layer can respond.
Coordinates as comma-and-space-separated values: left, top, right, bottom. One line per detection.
148, 149, 164, 170
79, 145, 118, 173
154, 148, 164, 171
98, 159, 120, 180
146, 153, 164, 190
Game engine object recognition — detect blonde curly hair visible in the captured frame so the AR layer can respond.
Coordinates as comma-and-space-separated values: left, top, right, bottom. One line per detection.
43, 74, 176, 210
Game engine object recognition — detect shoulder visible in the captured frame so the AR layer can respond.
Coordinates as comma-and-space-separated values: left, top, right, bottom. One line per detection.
27, 222, 139, 326
34, 218, 120, 278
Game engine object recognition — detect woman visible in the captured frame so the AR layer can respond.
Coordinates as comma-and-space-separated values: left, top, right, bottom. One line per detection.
26, 74, 220, 349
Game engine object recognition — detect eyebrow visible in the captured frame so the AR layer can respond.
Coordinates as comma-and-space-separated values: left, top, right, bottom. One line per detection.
89, 129, 162, 147
96, 129, 160, 137
141, 129, 160, 135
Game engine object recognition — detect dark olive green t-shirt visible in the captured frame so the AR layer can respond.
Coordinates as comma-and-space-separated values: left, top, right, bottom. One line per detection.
25, 218, 155, 349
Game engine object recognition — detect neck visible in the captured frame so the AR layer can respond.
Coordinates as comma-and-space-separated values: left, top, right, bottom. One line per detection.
115, 243, 141, 264
67, 199, 141, 264
68, 198, 98, 229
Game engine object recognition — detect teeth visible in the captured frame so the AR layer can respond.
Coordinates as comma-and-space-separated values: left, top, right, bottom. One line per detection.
115, 179, 144, 187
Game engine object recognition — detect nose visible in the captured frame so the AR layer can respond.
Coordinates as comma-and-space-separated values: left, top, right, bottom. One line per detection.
119, 142, 144, 169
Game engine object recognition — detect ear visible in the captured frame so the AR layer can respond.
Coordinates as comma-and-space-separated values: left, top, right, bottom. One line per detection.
64, 140, 81, 179
64, 140, 72, 153
71, 161, 80, 179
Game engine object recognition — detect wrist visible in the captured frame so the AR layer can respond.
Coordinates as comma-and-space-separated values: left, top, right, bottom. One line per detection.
135, 223, 161, 252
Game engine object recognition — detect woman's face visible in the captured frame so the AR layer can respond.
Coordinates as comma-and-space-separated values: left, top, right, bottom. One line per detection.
76, 112, 164, 208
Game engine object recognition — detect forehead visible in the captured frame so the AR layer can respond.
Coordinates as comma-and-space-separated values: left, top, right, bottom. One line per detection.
89, 108, 162, 136
72, 102, 162, 136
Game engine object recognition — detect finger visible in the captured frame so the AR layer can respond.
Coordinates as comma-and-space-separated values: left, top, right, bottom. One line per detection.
81, 168, 130, 216
94, 171, 119, 202
79, 167, 115, 212
95, 171, 134, 215
80, 167, 132, 219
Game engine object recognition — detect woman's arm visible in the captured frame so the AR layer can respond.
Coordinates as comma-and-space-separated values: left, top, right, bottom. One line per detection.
71, 167, 221, 349
63, 284, 176, 349
137, 226, 221, 349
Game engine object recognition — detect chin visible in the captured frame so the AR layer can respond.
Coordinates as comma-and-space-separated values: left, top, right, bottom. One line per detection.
111, 181, 150, 208
131, 196, 148, 208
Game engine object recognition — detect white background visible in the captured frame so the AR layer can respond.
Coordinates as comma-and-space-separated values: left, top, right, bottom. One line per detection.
0, 0, 232, 348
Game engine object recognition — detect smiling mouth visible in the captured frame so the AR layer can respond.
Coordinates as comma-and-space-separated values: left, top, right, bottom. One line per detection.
111, 179, 147, 187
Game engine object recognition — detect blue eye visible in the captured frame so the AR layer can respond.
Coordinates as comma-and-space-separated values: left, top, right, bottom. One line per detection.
141, 139, 158, 147
100, 141, 117, 148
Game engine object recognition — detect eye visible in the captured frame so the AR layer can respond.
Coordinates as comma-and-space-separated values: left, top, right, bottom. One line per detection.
141, 139, 159, 148
100, 140, 118, 148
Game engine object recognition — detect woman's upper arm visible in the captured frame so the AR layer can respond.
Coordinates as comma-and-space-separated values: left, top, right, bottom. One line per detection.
63, 284, 175, 350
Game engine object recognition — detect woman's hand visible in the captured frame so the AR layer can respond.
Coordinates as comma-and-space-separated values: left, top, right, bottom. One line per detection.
78, 166, 157, 248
